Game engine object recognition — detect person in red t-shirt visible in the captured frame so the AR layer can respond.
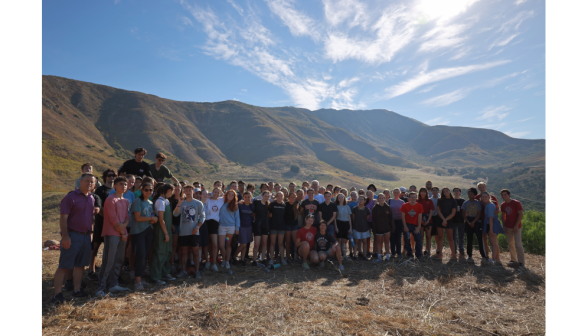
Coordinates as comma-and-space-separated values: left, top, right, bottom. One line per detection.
417, 188, 435, 257
500, 189, 525, 267
400, 192, 424, 259
474, 182, 498, 257
295, 215, 318, 270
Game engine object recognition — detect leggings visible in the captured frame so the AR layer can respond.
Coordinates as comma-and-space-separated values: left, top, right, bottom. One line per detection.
132, 226, 153, 277
389, 220, 403, 256
465, 221, 487, 259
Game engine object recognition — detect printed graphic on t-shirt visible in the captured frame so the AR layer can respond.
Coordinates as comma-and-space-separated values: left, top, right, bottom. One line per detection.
305, 231, 315, 241
316, 236, 330, 250
408, 209, 417, 217
211, 204, 219, 212
183, 207, 197, 222
466, 203, 479, 217
504, 206, 513, 215
305, 204, 317, 215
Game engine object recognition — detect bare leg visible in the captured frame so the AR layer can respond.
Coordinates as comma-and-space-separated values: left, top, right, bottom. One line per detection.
278, 234, 285, 263
446, 228, 456, 258
53, 268, 67, 295
209, 234, 218, 266
269, 234, 277, 261
383, 233, 391, 255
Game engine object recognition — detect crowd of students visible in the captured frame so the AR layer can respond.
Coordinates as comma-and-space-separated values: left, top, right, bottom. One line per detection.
49, 148, 527, 304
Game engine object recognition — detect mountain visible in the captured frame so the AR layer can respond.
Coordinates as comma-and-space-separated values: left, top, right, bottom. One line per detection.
42, 75, 544, 195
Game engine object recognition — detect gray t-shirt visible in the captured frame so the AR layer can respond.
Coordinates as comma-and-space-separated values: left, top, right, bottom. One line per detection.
352, 206, 371, 232
174, 199, 206, 236
336, 204, 352, 221
387, 199, 405, 220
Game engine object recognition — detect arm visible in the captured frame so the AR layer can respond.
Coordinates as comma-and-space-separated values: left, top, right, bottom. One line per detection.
417, 213, 422, 231
446, 208, 456, 221
157, 211, 169, 241
235, 208, 241, 231
295, 237, 302, 248
329, 212, 337, 225
437, 206, 446, 222
60, 214, 71, 249
514, 210, 524, 233
171, 176, 179, 185
401, 212, 408, 232
134, 211, 157, 223
348, 212, 352, 232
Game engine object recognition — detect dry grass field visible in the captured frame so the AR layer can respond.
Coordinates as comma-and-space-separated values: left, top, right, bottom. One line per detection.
41, 193, 545, 335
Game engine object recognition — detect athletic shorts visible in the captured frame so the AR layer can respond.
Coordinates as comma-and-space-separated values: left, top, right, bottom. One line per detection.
218, 225, 235, 236
375, 231, 390, 236
353, 230, 370, 240
205, 219, 219, 235
172, 224, 180, 235
199, 221, 209, 247
270, 230, 286, 235
435, 217, 455, 229
285, 224, 298, 232
253, 218, 269, 237
336, 220, 350, 239
58, 231, 92, 269
179, 235, 200, 247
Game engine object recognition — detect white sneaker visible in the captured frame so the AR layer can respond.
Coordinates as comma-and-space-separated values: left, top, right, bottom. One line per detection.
95, 289, 109, 297
109, 285, 130, 293
163, 274, 176, 281
211, 264, 219, 272
205, 261, 211, 270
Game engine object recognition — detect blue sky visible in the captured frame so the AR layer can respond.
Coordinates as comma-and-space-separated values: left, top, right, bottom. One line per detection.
43, 0, 545, 139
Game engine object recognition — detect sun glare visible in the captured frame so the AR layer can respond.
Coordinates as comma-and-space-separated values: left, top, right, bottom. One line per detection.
415, 0, 479, 22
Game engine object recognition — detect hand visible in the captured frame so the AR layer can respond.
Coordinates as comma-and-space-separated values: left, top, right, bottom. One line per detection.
150, 217, 158, 224
469, 222, 474, 228
172, 226, 175, 233
61, 235, 71, 249
404, 226, 408, 233
442, 220, 447, 227
238, 200, 244, 204
335, 227, 339, 233
192, 227, 200, 235
164, 234, 170, 243
178, 198, 184, 206
235, 229, 239, 235
513, 225, 519, 234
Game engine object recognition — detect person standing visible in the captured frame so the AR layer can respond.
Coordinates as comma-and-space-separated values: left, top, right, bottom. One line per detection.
174, 184, 206, 279
268, 191, 287, 265
204, 188, 224, 271
218, 190, 240, 269
149, 153, 179, 185
365, 190, 377, 258
318, 191, 338, 236
500, 189, 525, 267
75, 163, 101, 189
235, 191, 255, 266
434, 187, 458, 261
400, 192, 424, 260
169, 183, 184, 274
284, 192, 300, 262
417, 188, 435, 257
300, 188, 320, 227
371, 194, 394, 262
50, 173, 96, 304
150, 183, 176, 285
335, 193, 353, 261
118, 147, 153, 178
452, 187, 466, 257
95, 176, 131, 297
462, 188, 487, 263
252, 190, 271, 266
474, 182, 499, 258
481, 192, 505, 265
352, 195, 371, 260
130, 183, 158, 290
387, 188, 405, 259
89, 169, 117, 279
309, 180, 325, 203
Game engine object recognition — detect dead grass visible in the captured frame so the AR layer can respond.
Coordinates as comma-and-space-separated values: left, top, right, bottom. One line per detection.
42, 194, 545, 335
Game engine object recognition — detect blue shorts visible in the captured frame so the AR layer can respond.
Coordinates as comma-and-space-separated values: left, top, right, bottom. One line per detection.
58, 231, 92, 269
285, 224, 299, 232
353, 230, 370, 240
172, 224, 180, 235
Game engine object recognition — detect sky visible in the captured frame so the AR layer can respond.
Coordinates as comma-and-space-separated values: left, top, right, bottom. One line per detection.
43, 0, 545, 139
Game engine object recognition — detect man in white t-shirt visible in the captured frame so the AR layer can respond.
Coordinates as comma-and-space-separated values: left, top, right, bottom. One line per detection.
306, 180, 325, 204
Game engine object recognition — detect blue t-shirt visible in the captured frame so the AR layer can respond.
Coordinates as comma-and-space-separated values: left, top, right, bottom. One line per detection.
130, 198, 155, 235
347, 201, 358, 212
238, 202, 255, 228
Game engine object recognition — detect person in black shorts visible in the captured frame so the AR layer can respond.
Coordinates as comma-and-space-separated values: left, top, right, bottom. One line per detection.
452, 187, 466, 257
433, 187, 458, 260
252, 190, 270, 266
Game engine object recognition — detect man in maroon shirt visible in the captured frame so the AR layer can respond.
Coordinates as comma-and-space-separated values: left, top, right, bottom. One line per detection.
500, 189, 525, 267
51, 173, 96, 304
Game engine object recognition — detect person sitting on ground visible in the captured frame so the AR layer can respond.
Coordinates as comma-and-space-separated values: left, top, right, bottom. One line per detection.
295, 215, 319, 269
315, 221, 344, 271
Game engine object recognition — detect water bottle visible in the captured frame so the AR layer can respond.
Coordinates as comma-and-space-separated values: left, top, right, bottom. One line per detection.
349, 235, 356, 248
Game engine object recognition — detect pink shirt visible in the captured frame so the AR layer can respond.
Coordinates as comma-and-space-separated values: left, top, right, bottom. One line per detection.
102, 194, 130, 237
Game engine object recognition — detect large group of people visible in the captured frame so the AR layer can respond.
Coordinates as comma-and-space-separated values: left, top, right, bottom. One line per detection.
49, 147, 527, 304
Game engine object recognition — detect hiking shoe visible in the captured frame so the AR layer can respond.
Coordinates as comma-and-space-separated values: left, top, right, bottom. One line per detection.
176, 270, 189, 278
494, 260, 503, 266
339, 264, 345, 271
302, 262, 310, 270
319, 261, 325, 268
87, 271, 98, 281
50, 292, 66, 304
281, 259, 287, 266
205, 261, 211, 270
519, 262, 525, 268
154, 280, 166, 286
134, 282, 144, 291
467, 257, 474, 263
423, 251, 430, 257
95, 289, 109, 298
109, 285, 130, 293
195, 271, 202, 279
211, 264, 219, 272
163, 274, 176, 281
507, 261, 520, 268
72, 289, 89, 298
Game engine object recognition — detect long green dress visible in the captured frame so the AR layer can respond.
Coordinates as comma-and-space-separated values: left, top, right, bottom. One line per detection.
150, 198, 173, 281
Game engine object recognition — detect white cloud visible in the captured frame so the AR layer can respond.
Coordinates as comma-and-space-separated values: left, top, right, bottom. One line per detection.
264, 0, 320, 41
476, 106, 511, 121
515, 0, 528, 5
419, 85, 437, 93
489, 33, 519, 50
323, 4, 415, 64
415, 0, 480, 23
499, 10, 534, 33
419, 24, 468, 53
450, 46, 471, 60
424, 117, 450, 125
226, 0, 244, 16
505, 130, 530, 138
515, 117, 534, 122
422, 88, 470, 106
179, 15, 193, 27
384, 60, 510, 99
323, 0, 369, 28
338, 77, 360, 88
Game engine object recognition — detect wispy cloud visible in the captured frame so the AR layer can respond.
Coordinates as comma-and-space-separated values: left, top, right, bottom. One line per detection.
489, 33, 519, 50
515, 117, 533, 122
515, 0, 528, 5
425, 117, 450, 125
226, 0, 244, 16
499, 10, 534, 33
476, 105, 511, 121
505, 130, 530, 138
384, 60, 510, 99
419, 85, 437, 93
338, 77, 360, 88
323, 0, 368, 28
265, 0, 320, 41
419, 24, 468, 53
422, 88, 470, 106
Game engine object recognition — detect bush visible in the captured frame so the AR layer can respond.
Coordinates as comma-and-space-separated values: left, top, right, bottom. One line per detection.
290, 165, 300, 173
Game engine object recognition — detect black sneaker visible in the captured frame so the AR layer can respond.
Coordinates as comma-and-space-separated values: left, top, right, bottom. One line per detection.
72, 289, 89, 298
88, 271, 99, 281
366, 252, 372, 258
50, 292, 66, 304
118, 276, 126, 286
241, 260, 247, 267
353, 256, 358, 261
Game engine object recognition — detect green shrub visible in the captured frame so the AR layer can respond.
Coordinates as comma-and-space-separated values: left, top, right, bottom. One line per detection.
498, 210, 545, 255
290, 165, 300, 173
